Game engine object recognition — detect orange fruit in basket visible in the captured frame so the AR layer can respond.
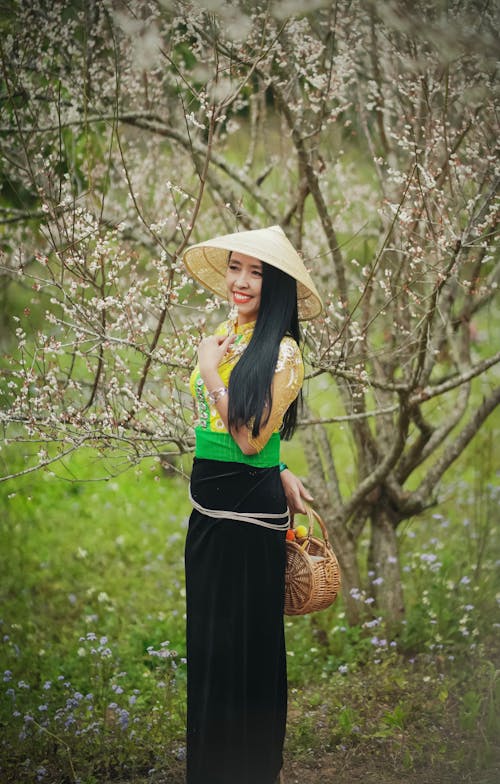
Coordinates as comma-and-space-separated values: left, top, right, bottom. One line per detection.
286, 529, 296, 541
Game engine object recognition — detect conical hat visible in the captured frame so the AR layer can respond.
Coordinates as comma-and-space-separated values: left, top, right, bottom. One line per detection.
182, 225, 323, 320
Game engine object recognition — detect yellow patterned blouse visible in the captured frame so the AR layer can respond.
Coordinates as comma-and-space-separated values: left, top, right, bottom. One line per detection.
189, 319, 304, 467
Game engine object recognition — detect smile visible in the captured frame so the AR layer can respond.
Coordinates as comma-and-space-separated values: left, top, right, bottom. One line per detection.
233, 292, 252, 304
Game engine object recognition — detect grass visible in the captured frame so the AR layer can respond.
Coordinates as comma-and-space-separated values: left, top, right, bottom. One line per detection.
0, 443, 499, 783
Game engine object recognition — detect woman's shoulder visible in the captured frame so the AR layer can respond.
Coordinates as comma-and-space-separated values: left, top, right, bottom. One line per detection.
276, 335, 303, 372
279, 334, 302, 355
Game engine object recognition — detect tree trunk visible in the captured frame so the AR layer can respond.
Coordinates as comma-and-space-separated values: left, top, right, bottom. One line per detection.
302, 428, 364, 626
368, 508, 405, 631
331, 529, 364, 627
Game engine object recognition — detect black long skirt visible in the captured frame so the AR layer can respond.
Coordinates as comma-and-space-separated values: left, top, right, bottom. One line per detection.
185, 458, 288, 784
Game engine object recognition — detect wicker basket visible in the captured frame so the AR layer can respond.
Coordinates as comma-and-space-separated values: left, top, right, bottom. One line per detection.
284, 504, 341, 616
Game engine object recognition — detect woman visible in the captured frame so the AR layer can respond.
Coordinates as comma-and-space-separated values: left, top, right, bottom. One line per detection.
182, 225, 322, 784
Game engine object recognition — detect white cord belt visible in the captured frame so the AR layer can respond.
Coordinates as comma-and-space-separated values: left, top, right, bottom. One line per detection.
189, 489, 290, 531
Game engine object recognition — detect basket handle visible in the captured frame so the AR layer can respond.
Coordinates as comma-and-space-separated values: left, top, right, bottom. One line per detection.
291, 503, 330, 545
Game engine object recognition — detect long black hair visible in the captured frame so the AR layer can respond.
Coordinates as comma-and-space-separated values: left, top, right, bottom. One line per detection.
227, 260, 302, 441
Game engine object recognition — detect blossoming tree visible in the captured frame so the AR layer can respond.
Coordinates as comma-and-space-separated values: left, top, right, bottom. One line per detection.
1, 0, 498, 625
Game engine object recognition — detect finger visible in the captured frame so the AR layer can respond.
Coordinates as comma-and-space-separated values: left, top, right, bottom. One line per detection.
292, 491, 306, 515
219, 333, 235, 351
297, 480, 314, 501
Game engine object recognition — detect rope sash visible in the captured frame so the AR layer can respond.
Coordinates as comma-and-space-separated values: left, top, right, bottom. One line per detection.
189, 489, 290, 531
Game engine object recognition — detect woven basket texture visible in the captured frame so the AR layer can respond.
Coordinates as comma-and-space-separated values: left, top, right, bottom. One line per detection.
284, 505, 341, 616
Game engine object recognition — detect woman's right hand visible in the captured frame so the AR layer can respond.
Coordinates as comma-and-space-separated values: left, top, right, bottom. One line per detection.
198, 333, 234, 379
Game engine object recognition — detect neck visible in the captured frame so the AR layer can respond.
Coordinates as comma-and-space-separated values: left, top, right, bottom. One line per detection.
237, 314, 254, 326
235, 313, 256, 327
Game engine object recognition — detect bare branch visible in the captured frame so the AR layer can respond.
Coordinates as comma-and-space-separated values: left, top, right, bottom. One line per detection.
343, 396, 411, 521
271, 83, 348, 306
405, 385, 500, 512
412, 350, 500, 403
397, 382, 471, 483
0, 437, 90, 483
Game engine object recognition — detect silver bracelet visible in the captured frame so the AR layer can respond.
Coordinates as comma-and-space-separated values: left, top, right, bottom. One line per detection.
207, 386, 227, 406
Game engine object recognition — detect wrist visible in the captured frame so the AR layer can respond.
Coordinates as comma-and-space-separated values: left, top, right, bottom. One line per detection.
200, 368, 223, 388
207, 386, 227, 406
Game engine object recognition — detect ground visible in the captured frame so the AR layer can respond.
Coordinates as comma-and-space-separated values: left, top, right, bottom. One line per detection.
283, 753, 500, 784
127, 744, 500, 784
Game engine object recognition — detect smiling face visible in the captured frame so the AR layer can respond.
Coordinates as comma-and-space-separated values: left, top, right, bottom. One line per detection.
225, 252, 263, 325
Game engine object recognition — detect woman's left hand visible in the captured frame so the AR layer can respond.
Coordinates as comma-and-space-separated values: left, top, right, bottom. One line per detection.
198, 333, 235, 378
280, 468, 314, 518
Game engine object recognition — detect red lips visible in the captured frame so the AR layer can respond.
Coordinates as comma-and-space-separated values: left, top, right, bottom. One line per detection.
233, 291, 252, 303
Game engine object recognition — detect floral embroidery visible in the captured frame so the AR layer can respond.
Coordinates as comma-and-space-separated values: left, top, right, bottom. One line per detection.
189, 320, 303, 436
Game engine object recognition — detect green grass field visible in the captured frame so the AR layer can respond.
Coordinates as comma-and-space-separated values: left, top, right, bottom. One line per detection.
1, 439, 499, 783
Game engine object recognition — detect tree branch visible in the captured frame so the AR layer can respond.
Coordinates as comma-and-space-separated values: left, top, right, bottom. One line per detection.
397, 381, 470, 483
343, 395, 411, 521
271, 82, 348, 306
403, 385, 500, 512
412, 350, 500, 402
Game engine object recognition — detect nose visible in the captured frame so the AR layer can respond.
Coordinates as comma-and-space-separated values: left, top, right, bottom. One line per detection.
235, 270, 250, 288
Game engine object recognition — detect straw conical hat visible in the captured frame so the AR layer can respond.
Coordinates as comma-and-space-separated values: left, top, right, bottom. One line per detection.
182, 224, 323, 320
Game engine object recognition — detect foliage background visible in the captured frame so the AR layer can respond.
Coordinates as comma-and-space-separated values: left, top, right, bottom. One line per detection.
1, 0, 499, 781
